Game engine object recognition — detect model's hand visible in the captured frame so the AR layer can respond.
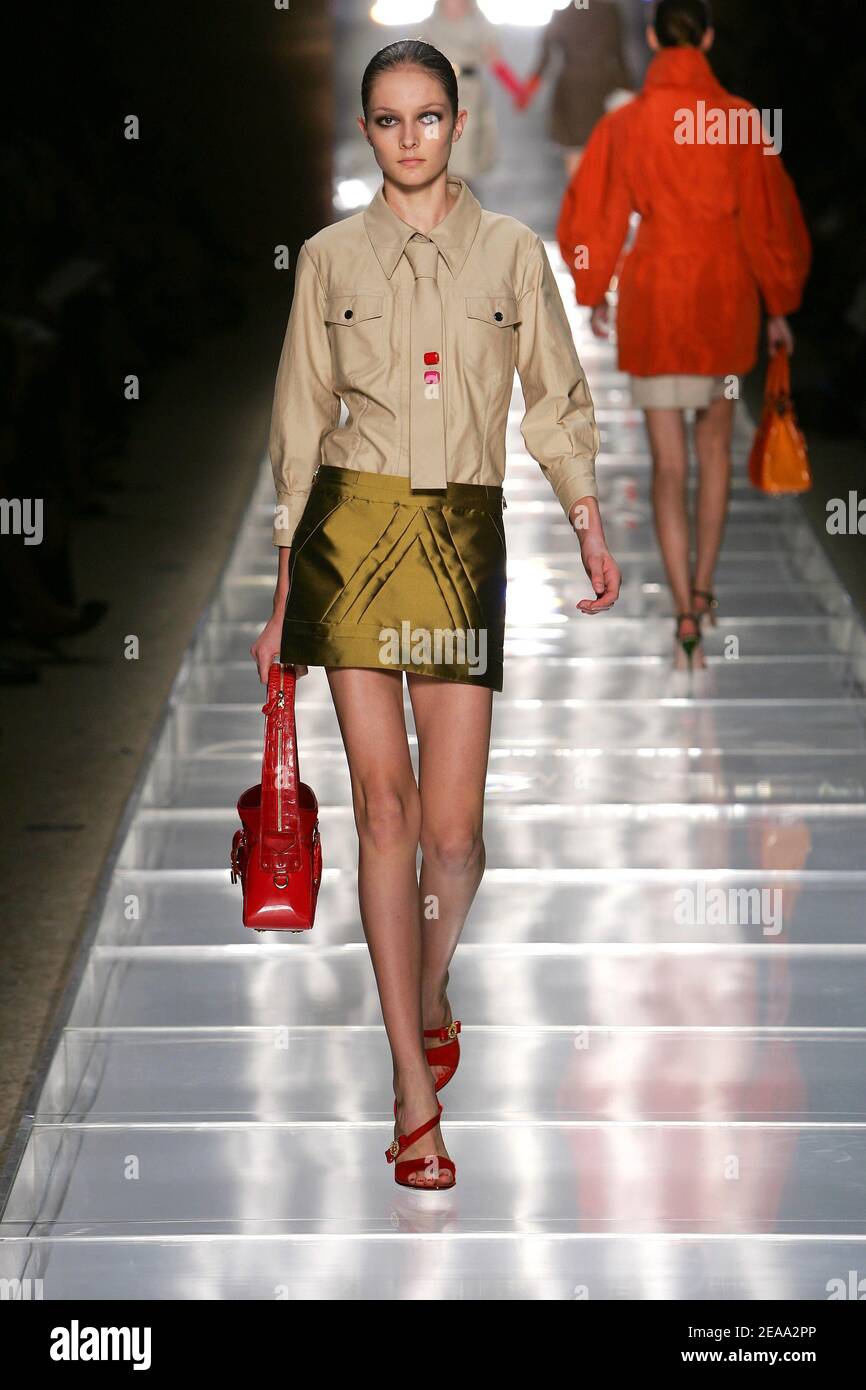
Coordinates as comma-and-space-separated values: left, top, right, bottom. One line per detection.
576, 540, 621, 613
767, 316, 794, 355
590, 303, 611, 339
250, 614, 284, 683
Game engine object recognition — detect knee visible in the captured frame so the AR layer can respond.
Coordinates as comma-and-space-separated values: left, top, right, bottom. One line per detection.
420, 821, 484, 875
355, 783, 420, 852
652, 454, 687, 485
697, 429, 732, 462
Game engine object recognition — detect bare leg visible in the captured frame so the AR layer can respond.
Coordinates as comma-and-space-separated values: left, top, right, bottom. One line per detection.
407, 672, 493, 1081
693, 395, 735, 619
644, 407, 701, 664
325, 666, 452, 1185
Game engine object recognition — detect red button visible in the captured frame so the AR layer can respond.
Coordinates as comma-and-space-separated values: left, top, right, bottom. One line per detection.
423, 351, 440, 364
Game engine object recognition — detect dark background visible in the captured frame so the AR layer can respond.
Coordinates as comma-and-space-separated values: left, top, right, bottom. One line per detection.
2, 1, 332, 659
697, 0, 866, 436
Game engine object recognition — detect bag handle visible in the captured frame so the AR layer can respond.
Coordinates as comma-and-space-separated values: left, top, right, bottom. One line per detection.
259, 662, 302, 876
766, 346, 791, 409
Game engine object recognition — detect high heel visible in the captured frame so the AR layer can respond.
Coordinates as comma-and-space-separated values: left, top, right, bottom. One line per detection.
675, 612, 702, 670
424, 1018, 461, 1092
386, 1100, 456, 1189
691, 588, 718, 628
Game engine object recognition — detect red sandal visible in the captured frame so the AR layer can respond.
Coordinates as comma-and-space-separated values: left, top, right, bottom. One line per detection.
386, 1100, 456, 1189
424, 1018, 461, 1092
392, 1019, 462, 1119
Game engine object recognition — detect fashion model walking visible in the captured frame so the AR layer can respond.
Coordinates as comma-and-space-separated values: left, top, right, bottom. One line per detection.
252, 40, 620, 1188
521, 0, 633, 180
557, 0, 810, 668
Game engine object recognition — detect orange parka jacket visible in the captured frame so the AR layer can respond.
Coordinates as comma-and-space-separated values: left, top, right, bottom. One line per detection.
556, 46, 812, 377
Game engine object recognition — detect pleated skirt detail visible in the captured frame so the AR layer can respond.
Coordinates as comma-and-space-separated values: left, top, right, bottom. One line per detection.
279, 465, 507, 691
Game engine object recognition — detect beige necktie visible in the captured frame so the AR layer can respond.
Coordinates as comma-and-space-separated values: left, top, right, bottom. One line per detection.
403, 236, 447, 490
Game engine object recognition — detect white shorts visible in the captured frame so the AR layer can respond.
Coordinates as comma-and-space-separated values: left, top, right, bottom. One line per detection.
631, 374, 729, 410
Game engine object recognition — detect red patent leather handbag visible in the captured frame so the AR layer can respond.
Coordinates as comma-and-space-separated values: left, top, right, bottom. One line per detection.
230, 663, 322, 931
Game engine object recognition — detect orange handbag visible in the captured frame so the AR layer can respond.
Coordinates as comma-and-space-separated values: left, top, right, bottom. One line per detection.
230, 663, 322, 931
748, 347, 812, 495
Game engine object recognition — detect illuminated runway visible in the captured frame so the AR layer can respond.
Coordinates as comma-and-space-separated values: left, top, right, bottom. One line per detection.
2, 17, 866, 1297
2, 250, 865, 1297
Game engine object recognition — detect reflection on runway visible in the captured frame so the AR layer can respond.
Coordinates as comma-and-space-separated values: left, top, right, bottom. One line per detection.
2, 256, 866, 1296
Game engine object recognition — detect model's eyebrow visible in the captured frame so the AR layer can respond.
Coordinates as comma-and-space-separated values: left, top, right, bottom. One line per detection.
370, 104, 447, 114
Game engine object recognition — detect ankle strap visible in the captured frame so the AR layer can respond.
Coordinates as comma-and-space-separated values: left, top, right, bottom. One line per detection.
386, 1102, 443, 1163
423, 1020, 461, 1041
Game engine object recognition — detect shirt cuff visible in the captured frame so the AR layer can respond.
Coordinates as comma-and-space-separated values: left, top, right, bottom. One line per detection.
553, 471, 599, 524
271, 490, 310, 548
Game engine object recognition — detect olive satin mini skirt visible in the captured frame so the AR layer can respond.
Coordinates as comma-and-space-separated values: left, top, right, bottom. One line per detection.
280, 465, 507, 691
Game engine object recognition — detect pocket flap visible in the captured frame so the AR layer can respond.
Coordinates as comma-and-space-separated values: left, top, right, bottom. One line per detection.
324, 293, 384, 325
464, 293, 520, 327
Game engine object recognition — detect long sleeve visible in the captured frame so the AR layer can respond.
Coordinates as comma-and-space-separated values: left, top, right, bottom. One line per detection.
531, 17, 556, 77
269, 242, 340, 548
736, 134, 812, 317
556, 112, 633, 307
608, 3, 633, 92
516, 234, 600, 520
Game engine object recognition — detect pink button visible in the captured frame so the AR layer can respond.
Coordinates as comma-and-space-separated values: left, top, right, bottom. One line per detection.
424, 370, 440, 385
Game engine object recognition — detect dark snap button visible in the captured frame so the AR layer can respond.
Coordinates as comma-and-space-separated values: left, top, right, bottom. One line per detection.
494, 310, 503, 321
344, 309, 353, 319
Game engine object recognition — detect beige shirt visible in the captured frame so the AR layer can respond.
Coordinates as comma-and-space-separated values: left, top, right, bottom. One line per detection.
269, 175, 600, 548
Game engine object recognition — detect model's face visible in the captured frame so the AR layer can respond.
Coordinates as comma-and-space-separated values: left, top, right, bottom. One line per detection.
358, 66, 465, 187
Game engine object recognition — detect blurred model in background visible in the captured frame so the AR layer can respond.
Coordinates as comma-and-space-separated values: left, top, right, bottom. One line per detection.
520, 0, 633, 179
557, 0, 811, 669
415, 0, 526, 183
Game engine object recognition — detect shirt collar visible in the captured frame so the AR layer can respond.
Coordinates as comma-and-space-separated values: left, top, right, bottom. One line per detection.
363, 174, 482, 280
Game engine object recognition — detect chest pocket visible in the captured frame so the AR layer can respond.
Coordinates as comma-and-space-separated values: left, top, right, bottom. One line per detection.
324, 292, 384, 388
464, 293, 520, 383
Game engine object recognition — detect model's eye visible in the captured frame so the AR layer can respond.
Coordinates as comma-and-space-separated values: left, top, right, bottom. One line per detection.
375, 115, 397, 127
419, 111, 441, 125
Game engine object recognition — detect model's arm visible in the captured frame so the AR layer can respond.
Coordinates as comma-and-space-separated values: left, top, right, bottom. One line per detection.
269, 242, 340, 548
516, 11, 558, 109
607, 1, 634, 93
251, 242, 340, 681
556, 112, 633, 332
515, 235, 621, 614
736, 118, 812, 356
479, 20, 525, 102
528, 10, 557, 83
